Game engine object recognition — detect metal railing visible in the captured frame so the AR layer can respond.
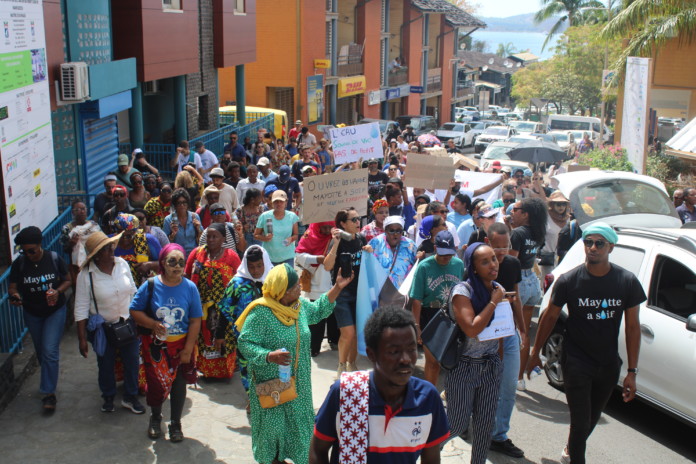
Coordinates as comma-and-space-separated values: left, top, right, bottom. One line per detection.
426, 68, 442, 93
456, 87, 474, 99
0, 207, 73, 353
388, 67, 409, 87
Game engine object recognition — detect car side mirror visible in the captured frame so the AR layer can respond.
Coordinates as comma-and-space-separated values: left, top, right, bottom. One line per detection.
687, 314, 696, 332
474, 154, 481, 159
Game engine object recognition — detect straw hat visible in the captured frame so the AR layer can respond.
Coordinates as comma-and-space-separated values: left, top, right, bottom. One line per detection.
82, 231, 123, 269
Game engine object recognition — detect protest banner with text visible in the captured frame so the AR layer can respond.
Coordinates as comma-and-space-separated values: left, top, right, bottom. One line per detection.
329, 122, 383, 164
403, 153, 454, 190
302, 168, 369, 224
453, 170, 503, 206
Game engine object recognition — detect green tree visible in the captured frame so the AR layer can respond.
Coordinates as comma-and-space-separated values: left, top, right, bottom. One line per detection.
496, 42, 517, 57
511, 61, 554, 108
534, 0, 605, 50
471, 39, 489, 53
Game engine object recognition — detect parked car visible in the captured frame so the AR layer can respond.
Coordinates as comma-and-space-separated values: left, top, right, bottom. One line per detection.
395, 115, 437, 135
474, 125, 517, 153
548, 130, 577, 159
530, 132, 558, 144
509, 120, 545, 135
357, 118, 400, 139
477, 141, 530, 172
539, 171, 694, 426
436, 122, 474, 148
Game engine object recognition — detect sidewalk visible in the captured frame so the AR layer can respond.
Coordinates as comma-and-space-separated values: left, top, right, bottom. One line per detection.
0, 326, 483, 464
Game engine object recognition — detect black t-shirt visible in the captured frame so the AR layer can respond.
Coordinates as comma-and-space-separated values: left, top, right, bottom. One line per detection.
511, 225, 540, 270
496, 255, 522, 292
552, 264, 646, 366
368, 170, 389, 188
467, 229, 486, 246
330, 234, 366, 294
9, 252, 69, 317
417, 239, 435, 258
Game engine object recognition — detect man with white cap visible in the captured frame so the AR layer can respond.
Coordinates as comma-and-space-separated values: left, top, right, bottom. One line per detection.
199, 167, 238, 215
256, 156, 277, 183
529, 222, 645, 464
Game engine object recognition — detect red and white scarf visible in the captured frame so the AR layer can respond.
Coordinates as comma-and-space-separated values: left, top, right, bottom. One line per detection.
339, 370, 370, 464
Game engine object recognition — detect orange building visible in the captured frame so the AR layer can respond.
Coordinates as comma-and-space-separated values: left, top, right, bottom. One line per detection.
219, 0, 484, 135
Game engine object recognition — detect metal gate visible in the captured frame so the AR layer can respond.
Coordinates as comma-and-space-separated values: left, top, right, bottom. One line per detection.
273, 87, 294, 127
80, 115, 119, 196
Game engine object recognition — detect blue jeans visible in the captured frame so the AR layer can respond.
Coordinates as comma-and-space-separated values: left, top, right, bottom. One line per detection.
492, 332, 521, 441
96, 333, 140, 399
23, 306, 67, 395
518, 269, 542, 307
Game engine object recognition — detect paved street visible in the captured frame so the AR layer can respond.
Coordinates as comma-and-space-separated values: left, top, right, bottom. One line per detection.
0, 324, 693, 464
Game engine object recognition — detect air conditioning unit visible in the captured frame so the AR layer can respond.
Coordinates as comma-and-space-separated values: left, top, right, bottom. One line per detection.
143, 80, 161, 95
60, 62, 89, 101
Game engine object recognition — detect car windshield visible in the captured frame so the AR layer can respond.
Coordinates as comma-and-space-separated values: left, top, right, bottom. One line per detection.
483, 127, 509, 136
572, 179, 674, 223
512, 122, 536, 132
508, 136, 531, 144
553, 133, 569, 142
533, 133, 557, 143
483, 145, 513, 159
471, 122, 487, 130
440, 123, 463, 131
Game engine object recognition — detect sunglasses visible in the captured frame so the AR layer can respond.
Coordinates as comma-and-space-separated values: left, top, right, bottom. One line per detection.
20, 248, 39, 255
386, 228, 403, 235
112, 192, 125, 198
583, 239, 607, 249
166, 258, 186, 268
533, 177, 543, 181
212, 210, 226, 216
503, 199, 515, 204
349, 217, 360, 223
175, 201, 188, 206
160, 188, 172, 193
514, 174, 524, 179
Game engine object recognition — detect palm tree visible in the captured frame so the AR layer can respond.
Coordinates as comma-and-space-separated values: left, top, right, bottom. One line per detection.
496, 42, 517, 57
601, 0, 696, 77
535, 0, 605, 50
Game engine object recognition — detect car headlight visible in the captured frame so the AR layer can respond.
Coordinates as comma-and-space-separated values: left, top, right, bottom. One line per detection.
453, 137, 461, 144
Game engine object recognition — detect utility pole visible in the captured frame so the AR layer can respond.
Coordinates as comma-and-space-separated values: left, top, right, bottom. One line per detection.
599, 0, 612, 147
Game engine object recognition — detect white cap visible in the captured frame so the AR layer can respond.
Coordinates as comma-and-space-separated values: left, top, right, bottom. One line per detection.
257, 157, 270, 166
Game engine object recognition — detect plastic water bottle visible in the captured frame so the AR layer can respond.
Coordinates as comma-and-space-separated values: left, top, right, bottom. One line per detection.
529, 366, 543, 379
156, 321, 171, 342
278, 348, 292, 383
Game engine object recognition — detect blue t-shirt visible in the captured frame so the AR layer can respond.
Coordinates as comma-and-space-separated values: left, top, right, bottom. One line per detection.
130, 277, 203, 339
256, 210, 300, 263
162, 212, 202, 256
113, 232, 162, 261
456, 218, 476, 246
447, 211, 471, 230
314, 372, 450, 463
317, 150, 331, 171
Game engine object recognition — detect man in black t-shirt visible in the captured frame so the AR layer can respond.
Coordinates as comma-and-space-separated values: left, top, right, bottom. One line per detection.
367, 158, 388, 188
529, 222, 644, 464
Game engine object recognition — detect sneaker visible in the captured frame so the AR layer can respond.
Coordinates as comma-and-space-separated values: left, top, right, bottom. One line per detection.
169, 421, 184, 443
346, 361, 358, 372
101, 396, 115, 413
148, 414, 162, 439
122, 397, 146, 414
42, 394, 57, 412
516, 379, 526, 391
490, 439, 525, 458
560, 445, 570, 464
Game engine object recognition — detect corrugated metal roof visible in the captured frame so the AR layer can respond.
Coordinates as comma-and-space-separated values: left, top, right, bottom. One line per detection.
510, 52, 539, 62
666, 117, 696, 159
410, 0, 486, 27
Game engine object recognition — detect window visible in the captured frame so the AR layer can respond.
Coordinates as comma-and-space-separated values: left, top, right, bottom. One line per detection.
649, 255, 696, 320
163, 0, 181, 10
572, 179, 674, 221
234, 0, 245, 13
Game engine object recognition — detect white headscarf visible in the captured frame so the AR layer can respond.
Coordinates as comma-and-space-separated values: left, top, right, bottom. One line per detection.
236, 245, 273, 283
383, 215, 405, 229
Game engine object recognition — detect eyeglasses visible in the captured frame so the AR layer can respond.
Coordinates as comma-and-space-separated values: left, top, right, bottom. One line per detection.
160, 188, 172, 193
175, 201, 188, 206
349, 217, 360, 223
583, 239, 607, 249
503, 199, 515, 204
166, 257, 186, 268
212, 210, 226, 216
438, 209, 448, 214
385, 228, 403, 235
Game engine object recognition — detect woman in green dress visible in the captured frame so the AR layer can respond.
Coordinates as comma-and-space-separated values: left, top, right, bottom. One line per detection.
236, 263, 353, 464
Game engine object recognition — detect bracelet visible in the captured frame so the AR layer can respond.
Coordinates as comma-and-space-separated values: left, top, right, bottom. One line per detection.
488, 301, 496, 307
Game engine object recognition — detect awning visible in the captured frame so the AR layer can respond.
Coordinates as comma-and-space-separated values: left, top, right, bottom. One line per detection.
338, 75, 366, 98
666, 117, 696, 161
474, 80, 502, 90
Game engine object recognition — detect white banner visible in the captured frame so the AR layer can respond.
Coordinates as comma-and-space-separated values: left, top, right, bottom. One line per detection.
453, 170, 503, 206
621, 57, 651, 175
329, 122, 383, 164
0, 0, 58, 257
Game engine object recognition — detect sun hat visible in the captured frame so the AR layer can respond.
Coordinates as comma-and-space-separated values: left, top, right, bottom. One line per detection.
83, 231, 123, 268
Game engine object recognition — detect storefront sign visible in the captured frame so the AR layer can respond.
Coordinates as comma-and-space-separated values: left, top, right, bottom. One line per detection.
410, 85, 424, 94
386, 88, 401, 100
314, 59, 331, 69
329, 122, 382, 164
368, 90, 380, 106
307, 75, 324, 125
302, 168, 368, 224
337, 75, 366, 98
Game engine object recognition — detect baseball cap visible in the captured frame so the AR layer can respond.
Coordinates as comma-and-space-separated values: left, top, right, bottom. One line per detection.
210, 202, 225, 211
368, 158, 379, 164
279, 165, 291, 182
194, 141, 205, 149
302, 165, 316, 173
295, 120, 302, 125
501, 166, 511, 174
210, 167, 225, 178
257, 157, 270, 167
271, 190, 288, 203
117, 154, 129, 166
477, 204, 497, 219
133, 148, 143, 154
491, 160, 502, 168
435, 230, 456, 256
104, 174, 117, 182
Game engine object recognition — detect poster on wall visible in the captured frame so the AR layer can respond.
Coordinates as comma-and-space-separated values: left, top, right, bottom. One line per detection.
621, 57, 651, 175
307, 75, 324, 126
0, 0, 58, 257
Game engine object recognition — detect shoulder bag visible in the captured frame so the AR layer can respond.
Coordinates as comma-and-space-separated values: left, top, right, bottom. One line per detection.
254, 322, 300, 408
89, 271, 138, 347
420, 285, 464, 371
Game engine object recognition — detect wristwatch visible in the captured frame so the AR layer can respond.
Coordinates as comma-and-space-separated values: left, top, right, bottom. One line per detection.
627, 368, 639, 374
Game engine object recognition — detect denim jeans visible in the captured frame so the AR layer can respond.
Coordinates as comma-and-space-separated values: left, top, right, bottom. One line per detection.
96, 334, 141, 399
23, 305, 67, 395
518, 269, 542, 307
492, 332, 521, 441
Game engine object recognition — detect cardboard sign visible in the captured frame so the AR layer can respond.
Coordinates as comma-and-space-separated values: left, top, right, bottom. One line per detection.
329, 122, 383, 164
302, 169, 369, 224
424, 146, 449, 157
404, 153, 454, 190
453, 171, 503, 205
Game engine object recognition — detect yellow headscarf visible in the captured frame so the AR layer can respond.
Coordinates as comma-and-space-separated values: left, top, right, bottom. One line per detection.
235, 263, 301, 332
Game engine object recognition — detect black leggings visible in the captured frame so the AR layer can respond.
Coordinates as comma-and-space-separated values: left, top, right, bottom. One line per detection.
563, 356, 620, 464
309, 312, 339, 354
151, 372, 187, 422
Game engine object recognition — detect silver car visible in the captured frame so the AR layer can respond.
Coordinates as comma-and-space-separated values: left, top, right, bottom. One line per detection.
436, 122, 474, 148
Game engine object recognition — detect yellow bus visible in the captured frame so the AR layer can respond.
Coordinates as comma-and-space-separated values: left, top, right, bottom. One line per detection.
219, 106, 289, 141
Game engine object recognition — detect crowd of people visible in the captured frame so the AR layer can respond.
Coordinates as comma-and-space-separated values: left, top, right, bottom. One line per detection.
7, 122, 642, 464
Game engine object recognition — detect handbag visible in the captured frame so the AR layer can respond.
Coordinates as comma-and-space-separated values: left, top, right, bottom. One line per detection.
89, 272, 138, 347
254, 322, 300, 408
538, 251, 555, 266
421, 286, 464, 371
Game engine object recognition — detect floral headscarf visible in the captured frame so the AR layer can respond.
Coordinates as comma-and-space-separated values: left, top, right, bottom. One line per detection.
112, 213, 140, 231
372, 199, 388, 214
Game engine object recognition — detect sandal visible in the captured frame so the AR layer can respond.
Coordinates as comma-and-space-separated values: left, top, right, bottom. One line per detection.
42, 394, 57, 412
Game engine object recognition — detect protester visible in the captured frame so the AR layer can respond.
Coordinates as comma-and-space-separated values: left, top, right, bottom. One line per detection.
185, 223, 242, 379
541, 191, 571, 276
415, 215, 448, 260
577, 132, 594, 154
676, 187, 696, 224
365, 216, 418, 288
311, 306, 449, 464
100, 185, 134, 234
466, 204, 499, 246
60, 200, 101, 284
236, 263, 352, 464
8, 226, 71, 412
163, 189, 203, 256
144, 183, 173, 228
112, 213, 162, 286
128, 172, 151, 208
528, 222, 644, 464
266, 165, 302, 212
291, 145, 320, 182
236, 188, 265, 249
130, 244, 202, 442
144, 174, 161, 198
132, 208, 169, 249
236, 165, 266, 205
194, 141, 220, 184
200, 167, 239, 214
174, 168, 203, 209
115, 154, 140, 189
93, 174, 118, 221
132, 148, 160, 177
673, 188, 684, 208
446, 243, 504, 464
171, 140, 202, 174
361, 199, 389, 242
197, 186, 229, 229
447, 193, 473, 229
74, 231, 143, 414
457, 198, 486, 246
253, 190, 299, 265
410, 230, 464, 385
316, 138, 333, 173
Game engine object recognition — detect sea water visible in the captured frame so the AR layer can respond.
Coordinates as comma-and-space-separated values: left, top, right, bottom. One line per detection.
469, 30, 557, 61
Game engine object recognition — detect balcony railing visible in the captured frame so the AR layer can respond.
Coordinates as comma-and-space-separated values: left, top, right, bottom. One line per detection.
388, 67, 408, 87
426, 67, 442, 93
337, 43, 364, 77
456, 87, 474, 99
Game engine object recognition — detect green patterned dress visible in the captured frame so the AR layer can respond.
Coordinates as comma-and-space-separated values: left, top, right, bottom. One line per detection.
237, 293, 335, 464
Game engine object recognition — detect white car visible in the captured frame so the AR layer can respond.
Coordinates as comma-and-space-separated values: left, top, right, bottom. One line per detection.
468, 120, 503, 146
477, 141, 530, 172
474, 126, 517, 153
508, 120, 545, 135
548, 130, 577, 158
539, 171, 696, 426
436, 122, 475, 148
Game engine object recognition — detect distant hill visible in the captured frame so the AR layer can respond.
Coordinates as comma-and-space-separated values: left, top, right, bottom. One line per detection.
479, 13, 567, 34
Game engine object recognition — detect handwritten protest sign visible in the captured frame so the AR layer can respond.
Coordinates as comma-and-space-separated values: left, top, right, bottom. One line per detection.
453, 170, 503, 206
302, 168, 369, 224
329, 123, 383, 164
403, 153, 454, 190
